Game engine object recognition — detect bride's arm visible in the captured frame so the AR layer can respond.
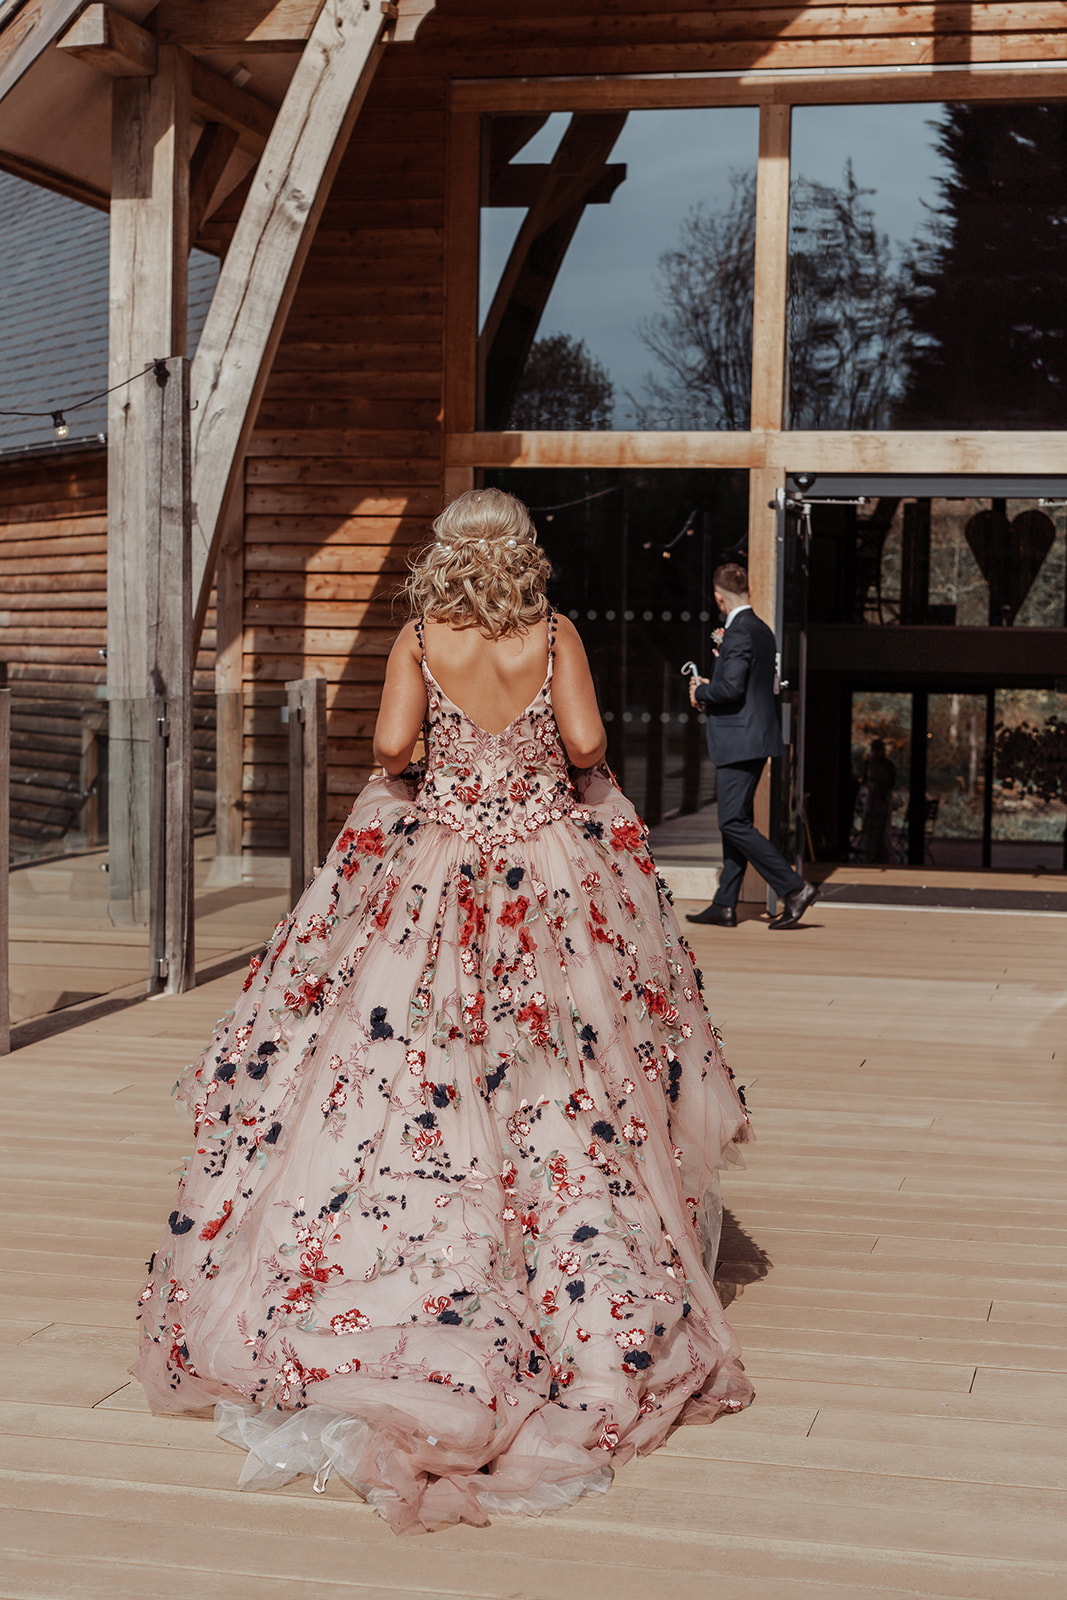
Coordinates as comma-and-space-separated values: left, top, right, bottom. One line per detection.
372, 622, 428, 775
552, 615, 607, 769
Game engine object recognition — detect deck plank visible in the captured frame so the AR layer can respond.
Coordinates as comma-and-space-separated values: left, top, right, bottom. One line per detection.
1, 898, 1064, 1596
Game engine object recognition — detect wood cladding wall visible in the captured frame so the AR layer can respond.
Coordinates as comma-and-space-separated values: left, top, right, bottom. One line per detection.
242, 61, 446, 853
0, 449, 218, 859
238, 2, 1067, 853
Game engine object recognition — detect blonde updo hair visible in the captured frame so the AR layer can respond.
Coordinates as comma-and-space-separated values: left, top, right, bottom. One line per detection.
403, 488, 552, 638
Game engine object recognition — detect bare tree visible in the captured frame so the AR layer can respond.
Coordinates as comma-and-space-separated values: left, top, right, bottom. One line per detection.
631, 171, 756, 431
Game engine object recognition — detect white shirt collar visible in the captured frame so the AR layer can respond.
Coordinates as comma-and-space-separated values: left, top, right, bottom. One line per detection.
724, 603, 751, 629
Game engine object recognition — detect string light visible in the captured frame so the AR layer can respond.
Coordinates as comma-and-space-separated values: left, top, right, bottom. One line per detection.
0, 361, 161, 434
643, 508, 699, 558
527, 485, 621, 521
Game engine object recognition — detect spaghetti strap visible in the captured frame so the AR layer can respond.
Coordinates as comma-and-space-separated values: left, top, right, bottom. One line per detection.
413, 615, 425, 660
546, 608, 556, 682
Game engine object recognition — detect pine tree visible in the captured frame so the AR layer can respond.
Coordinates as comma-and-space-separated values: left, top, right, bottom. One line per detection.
899, 102, 1067, 429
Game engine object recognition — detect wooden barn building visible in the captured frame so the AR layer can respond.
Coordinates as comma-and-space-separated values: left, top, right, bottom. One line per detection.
1, 0, 1066, 984
0, 170, 221, 861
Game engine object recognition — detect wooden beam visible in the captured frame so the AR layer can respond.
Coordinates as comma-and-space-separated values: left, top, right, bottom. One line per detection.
51, 4, 273, 152
443, 109, 480, 435
0, 0, 85, 103
190, 0, 437, 643
0, 148, 109, 213
487, 162, 626, 209
56, 3, 157, 77
768, 430, 1067, 475
381, 0, 435, 44
452, 65, 1067, 114
188, 120, 241, 239
435, 5, 1067, 49
155, 0, 324, 51
436, 34, 1067, 78
445, 431, 768, 469
188, 55, 275, 148
749, 103, 790, 432
447, 428, 1067, 477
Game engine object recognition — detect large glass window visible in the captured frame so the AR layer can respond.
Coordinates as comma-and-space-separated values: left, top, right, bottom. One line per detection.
993, 689, 1067, 869
810, 497, 1067, 627
479, 108, 759, 430
789, 101, 1067, 430
848, 687, 1067, 870
484, 468, 748, 824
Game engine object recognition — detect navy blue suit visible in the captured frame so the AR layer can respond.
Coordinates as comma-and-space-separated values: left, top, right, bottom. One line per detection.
695, 608, 803, 907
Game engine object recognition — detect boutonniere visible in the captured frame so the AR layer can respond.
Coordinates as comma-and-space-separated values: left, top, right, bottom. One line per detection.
711, 627, 725, 653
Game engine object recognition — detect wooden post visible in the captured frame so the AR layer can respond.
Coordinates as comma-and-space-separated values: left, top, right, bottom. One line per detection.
444, 110, 481, 440
143, 357, 195, 995
286, 677, 327, 907
214, 483, 245, 885
743, 102, 791, 907
0, 661, 9, 1055
107, 43, 190, 928
750, 104, 791, 435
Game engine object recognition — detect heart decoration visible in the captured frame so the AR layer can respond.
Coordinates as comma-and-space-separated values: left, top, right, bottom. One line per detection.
964, 507, 1056, 623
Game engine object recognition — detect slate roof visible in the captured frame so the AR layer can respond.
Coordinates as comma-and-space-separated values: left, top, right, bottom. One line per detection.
0, 169, 218, 456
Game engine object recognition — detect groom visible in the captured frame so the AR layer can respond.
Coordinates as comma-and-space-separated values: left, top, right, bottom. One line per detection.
686, 564, 819, 931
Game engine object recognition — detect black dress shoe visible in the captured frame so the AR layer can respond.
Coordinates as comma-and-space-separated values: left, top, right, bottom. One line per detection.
685, 903, 738, 928
769, 881, 820, 930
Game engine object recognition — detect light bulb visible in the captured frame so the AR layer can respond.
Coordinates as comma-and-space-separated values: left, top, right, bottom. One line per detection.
51, 411, 69, 439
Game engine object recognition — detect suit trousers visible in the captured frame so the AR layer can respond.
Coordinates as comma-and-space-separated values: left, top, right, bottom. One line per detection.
712, 758, 805, 907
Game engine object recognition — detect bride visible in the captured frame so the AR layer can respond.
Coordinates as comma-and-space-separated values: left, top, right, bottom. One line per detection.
135, 487, 753, 1534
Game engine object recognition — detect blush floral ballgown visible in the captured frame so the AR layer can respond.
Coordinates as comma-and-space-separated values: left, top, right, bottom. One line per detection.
136, 614, 753, 1533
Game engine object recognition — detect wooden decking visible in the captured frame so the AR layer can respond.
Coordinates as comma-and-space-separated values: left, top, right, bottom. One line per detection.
1, 897, 1064, 1598
7, 845, 289, 1026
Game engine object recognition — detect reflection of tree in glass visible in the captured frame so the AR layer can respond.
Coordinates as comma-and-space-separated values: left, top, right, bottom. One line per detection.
506, 332, 613, 430
927, 692, 985, 840
631, 171, 757, 430
900, 103, 1067, 430
631, 166, 913, 430
923, 501, 991, 626
995, 709, 1067, 866
788, 163, 914, 429
1014, 504, 1067, 627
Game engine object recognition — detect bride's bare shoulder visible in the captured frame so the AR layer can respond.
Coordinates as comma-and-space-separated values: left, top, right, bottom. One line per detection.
389, 618, 422, 658
550, 613, 589, 656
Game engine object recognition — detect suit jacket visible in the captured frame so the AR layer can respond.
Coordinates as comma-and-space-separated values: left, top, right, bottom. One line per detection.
694, 607, 785, 765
